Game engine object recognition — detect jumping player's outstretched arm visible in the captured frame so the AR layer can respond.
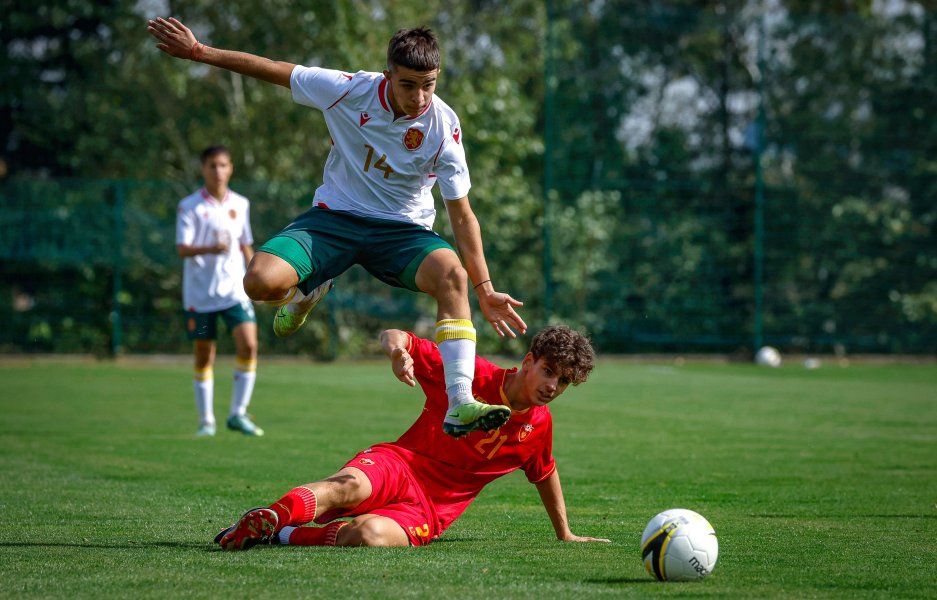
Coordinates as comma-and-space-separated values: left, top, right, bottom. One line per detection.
147, 17, 295, 88
535, 468, 611, 543
444, 197, 526, 338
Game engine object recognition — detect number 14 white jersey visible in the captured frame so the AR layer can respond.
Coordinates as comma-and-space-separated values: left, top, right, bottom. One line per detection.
290, 66, 471, 230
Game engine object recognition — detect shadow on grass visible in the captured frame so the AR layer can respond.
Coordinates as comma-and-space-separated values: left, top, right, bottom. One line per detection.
753, 513, 937, 519
0, 537, 494, 551
0, 541, 210, 550
584, 577, 656, 585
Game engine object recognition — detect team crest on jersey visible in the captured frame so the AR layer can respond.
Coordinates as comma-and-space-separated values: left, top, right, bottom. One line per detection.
518, 423, 535, 442
453, 127, 461, 144
403, 128, 424, 151
358, 458, 375, 466
359, 112, 371, 127
228, 209, 237, 219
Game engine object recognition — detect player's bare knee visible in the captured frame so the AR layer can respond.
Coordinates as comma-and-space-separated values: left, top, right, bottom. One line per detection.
242, 269, 264, 300
340, 519, 404, 548
238, 341, 258, 359
242, 268, 285, 302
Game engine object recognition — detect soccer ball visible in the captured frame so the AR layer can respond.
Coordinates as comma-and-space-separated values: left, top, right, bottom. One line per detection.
641, 509, 718, 582
755, 345, 782, 367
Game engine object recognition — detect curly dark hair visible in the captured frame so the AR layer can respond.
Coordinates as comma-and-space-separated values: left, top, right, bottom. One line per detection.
387, 27, 440, 71
529, 325, 595, 386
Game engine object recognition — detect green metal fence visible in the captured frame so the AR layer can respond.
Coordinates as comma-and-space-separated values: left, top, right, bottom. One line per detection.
0, 178, 427, 358
1, 5, 934, 356
538, 3, 936, 355
2, 170, 932, 356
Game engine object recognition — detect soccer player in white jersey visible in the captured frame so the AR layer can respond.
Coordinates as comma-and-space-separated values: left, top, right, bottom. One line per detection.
176, 146, 262, 437
149, 18, 526, 437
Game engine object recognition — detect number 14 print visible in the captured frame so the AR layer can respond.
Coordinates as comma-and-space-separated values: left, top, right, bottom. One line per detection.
362, 144, 394, 179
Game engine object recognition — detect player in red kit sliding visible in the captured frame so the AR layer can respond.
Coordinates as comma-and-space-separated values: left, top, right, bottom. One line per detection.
215, 325, 610, 548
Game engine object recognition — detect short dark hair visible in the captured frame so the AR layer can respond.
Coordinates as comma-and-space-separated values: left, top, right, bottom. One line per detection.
200, 145, 231, 163
387, 27, 440, 71
529, 325, 595, 386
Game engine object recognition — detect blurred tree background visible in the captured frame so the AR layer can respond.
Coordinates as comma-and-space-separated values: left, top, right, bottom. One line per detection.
1, 0, 934, 357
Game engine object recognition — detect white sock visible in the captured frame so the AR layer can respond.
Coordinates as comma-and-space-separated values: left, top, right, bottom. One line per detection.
193, 367, 214, 426
435, 319, 477, 417
267, 287, 307, 312
229, 358, 257, 418
268, 281, 332, 315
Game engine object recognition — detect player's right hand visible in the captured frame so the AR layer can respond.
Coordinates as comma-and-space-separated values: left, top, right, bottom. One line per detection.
477, 290, 527, 338
147, 17, 198, 60
215, 231, 231, 253
390, 348, 416, 387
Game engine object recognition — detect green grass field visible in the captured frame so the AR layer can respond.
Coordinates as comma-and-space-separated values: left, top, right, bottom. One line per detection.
2, 357, 935, 598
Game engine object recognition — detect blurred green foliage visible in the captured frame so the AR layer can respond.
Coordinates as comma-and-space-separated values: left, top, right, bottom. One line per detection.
1, 1, 934, 355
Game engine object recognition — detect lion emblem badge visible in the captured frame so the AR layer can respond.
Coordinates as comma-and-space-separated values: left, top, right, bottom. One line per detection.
403, 128, 424, 150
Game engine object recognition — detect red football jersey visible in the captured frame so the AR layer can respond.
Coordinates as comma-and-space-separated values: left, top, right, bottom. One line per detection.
378, 332, 556, 537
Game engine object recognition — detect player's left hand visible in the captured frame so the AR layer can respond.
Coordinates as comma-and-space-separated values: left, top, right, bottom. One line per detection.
147, 17, 198, 60
477, 290, 526, 338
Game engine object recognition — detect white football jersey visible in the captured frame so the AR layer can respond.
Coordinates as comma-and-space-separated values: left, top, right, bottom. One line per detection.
175, 188, 254, 312
291, 66, 471, 229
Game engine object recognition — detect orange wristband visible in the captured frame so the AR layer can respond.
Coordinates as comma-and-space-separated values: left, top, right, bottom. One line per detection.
190, 41, 203, 61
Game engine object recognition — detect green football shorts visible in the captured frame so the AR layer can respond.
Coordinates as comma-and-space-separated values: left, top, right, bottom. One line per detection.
258, 206, 453, 293
184, 301, 256, 341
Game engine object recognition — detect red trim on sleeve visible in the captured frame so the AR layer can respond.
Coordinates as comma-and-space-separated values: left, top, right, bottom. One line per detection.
326, 90, 350, 110
530, 463, 557, 484
405, 331, 415, 355
431, 139, 445, 166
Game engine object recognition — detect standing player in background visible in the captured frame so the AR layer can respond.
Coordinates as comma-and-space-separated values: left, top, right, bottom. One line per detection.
148, 18, 526, 437
215, 325, 610, 549
176, 145, 263, 437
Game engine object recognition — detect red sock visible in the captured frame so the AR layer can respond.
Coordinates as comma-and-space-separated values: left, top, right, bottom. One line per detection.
268, 485, 317, 528
283, 521, 348, 546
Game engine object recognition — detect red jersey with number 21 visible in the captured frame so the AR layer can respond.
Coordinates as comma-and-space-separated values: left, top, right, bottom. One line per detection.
376, 332, 556, 538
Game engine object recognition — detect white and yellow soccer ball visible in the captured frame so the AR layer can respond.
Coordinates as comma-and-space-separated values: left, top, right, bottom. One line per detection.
755, 345, 782, 367
641, 509, 718, 582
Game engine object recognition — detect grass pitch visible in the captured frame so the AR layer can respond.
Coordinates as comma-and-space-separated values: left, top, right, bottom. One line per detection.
1, 356, 935, 598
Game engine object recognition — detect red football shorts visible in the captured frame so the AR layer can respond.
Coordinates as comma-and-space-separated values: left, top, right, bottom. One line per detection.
313, 444, 438, 546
